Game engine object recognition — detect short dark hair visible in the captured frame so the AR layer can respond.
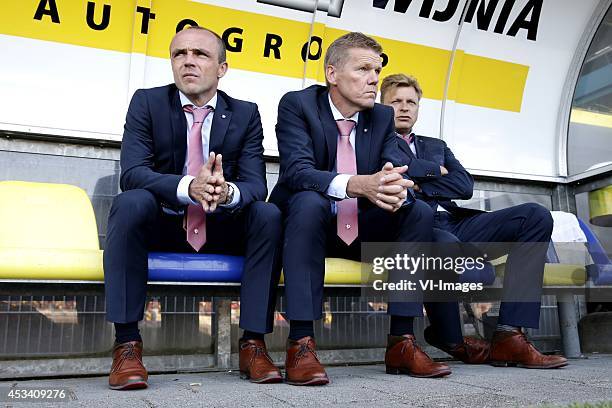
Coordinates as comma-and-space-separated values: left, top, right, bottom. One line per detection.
380, 74, 423, 103
172, 26, 227, 64
324, 32, 383, 69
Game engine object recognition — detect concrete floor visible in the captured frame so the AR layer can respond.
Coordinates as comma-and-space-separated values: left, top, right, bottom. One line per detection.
1, 355, 612, 407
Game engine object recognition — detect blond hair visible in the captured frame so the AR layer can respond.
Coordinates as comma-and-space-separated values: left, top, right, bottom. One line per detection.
380, 74, 423, 103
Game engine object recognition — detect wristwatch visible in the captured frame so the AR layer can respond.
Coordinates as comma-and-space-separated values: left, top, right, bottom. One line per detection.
225, 183, 235, 205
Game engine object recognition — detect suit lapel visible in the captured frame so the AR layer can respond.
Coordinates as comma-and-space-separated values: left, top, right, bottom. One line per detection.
317, 90, 339, 170
355, 109, 372, 174
415, 135, 426, 159
169, 88, 188, 174
209, 92, 232, 155
398, 135, 415, 160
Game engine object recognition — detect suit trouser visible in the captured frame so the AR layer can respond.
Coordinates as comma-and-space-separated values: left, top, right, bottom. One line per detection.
433, 203, 554, 332
103, 189, 283, 333
280, 191, 438, 320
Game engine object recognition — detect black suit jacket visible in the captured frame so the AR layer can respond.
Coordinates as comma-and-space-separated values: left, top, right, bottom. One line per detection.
270, 84, 413, 210
120, 84, 267, 211
398, 134, 482, 218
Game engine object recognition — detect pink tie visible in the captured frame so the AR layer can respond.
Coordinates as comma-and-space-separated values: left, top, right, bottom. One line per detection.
183, 104, 213, 251
336, 119, 358, 246
398, 132, 414, 145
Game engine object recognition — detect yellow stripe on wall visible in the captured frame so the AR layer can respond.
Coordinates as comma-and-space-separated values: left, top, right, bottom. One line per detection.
449, 51, 529, 112
0, 0, 528, 112
571, 109, 612, 129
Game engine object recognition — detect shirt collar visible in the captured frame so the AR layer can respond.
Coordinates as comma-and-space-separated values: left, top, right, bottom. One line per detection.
397, 131, 415, 143
328, 94, 359, 124
179, 91, 218, 110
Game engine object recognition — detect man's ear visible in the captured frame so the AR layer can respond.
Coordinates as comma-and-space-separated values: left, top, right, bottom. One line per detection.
326, 65, 337, 86
217, 62, 228, 79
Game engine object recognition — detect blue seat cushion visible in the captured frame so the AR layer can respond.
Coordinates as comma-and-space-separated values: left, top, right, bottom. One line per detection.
147, 252, 497, 285
148, 252, 244, 282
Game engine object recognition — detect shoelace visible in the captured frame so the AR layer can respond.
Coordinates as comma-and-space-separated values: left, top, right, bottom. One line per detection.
242, 343, 274, 366
111, 343, 140, 372
494, 330, 538, 356
295, 341, 320, 364
399, 337, 421, 357
517, 331, 538, 351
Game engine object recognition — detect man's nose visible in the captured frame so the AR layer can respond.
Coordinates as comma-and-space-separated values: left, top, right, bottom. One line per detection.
183, 52, 196, 66
368, 70, 379, 85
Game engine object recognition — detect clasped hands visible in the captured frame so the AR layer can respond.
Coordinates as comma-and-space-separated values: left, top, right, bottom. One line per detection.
188, 152, 229, 212
346, 162, 413, 212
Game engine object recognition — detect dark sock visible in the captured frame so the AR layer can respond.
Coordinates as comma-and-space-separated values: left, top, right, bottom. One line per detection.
114, 322, 142, 344
428, 325, 461, 347
242, 330, 265, 341
288, 320, 314, 340
429, 325, 463, 348
390, 316, 414, 336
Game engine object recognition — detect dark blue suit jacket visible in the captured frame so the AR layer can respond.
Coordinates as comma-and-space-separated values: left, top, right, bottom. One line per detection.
398, 135, 482, 217
270, 84, 412, 209
120, 84, 267, 211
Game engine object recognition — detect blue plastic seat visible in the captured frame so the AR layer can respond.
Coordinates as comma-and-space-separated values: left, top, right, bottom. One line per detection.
578, 219, 612, 285
148, 253, 244, 282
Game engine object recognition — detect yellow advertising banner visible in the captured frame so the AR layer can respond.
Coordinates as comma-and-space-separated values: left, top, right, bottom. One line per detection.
0, 0, 528, 111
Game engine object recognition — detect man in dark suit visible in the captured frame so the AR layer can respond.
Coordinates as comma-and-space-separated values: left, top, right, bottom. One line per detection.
270, 32, 456, 385
381, 73, 568, 369
104, 27, 283, 390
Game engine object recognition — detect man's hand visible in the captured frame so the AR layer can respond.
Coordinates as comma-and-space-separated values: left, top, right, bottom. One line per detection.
346, 162, 412, 212
188, 153, 217, 211
188, 152, 229, 212
207, 153, 229, 212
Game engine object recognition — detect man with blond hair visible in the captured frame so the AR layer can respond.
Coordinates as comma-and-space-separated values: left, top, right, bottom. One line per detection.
381, 73, 568, 369
270, 33, 451, 385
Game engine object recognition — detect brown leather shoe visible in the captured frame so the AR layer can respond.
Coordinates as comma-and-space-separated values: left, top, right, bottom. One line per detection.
490, 329, 568, 369
109, 341, 148, 390
239, 339, 282, 384
385, 334, 452, 378
285, 336, 329, 386
424, 326, 490, 364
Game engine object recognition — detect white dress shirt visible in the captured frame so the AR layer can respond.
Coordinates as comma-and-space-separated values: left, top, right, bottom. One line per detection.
176, 91, 240, 208
326, 94, 359, 200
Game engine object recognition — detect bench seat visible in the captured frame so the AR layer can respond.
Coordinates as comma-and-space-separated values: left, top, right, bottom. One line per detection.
2, 180, 609, 360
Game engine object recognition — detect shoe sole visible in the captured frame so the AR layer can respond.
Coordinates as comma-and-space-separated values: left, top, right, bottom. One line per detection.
240, 371, 283, 384
490, 361, 568, 369
109, 380, 148, 390
285, 377, 330, 386
386, 366, 452, 378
